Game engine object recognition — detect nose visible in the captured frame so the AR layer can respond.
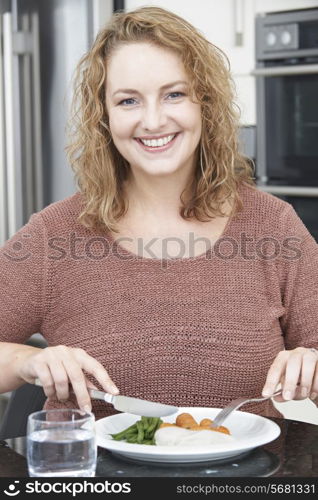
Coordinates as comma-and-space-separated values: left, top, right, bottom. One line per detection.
141, 101, 167, 131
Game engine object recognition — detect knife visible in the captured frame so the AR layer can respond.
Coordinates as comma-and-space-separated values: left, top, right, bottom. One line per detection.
89, 389, 178, 417
34, 379, 178, 417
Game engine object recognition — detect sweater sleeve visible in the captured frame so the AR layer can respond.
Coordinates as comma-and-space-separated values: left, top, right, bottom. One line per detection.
0, 213, 46, 343
278, 204, 318, 350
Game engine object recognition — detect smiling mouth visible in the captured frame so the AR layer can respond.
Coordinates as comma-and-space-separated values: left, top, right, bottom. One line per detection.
135, 133, 179, 149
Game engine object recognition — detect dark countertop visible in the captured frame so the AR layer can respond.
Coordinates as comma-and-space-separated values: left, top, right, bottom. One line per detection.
1, 418, 318, 477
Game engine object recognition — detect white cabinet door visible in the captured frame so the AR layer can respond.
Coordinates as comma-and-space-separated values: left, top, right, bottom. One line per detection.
125, 0, 256, 74
234, 74, 256, 125
91, 0, 113, 36
125, 1, 256, 124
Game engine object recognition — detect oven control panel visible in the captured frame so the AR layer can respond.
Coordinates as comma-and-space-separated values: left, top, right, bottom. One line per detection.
256, 9, 318, 60
263, 23, 298, 51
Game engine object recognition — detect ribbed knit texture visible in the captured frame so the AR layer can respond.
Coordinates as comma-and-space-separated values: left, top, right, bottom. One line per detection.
1, 183, 318, 420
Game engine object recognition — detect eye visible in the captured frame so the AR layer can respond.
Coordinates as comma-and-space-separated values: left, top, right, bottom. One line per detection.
117, 98, 138, 106
166, 92, 185, 100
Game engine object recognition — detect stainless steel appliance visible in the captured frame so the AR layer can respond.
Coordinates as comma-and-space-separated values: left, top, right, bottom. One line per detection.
254, 8, 318, 187
0, 0, 114, 246
253, 8, 318, 241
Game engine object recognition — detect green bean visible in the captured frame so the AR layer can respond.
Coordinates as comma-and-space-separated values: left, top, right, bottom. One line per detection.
146, 417, 158, 434
111, 422, 138, 440
125, 427, 138, 435
154, 419, 163, 432
110, 417, 163, 444
141, 416, 149, 426
112, 434, 124, 441
127, 436, 138, 443
143, 420, 152, 439
112, 433, 136, 441
148, 417, 162, 436
142, 439, 155, 445
145, 417, 162, 439
136, 421, 144, 444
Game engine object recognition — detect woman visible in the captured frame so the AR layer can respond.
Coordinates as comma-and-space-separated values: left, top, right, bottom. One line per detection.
0, 7, 317, 420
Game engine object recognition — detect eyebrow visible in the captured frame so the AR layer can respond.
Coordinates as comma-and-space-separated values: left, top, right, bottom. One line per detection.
112, 80, 188, 98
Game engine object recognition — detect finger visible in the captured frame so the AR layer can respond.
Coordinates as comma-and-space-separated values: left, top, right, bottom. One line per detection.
282, 351, 302, 400
62, 360, 92, 412
299, 351, 317, 399
34, 363, 56, 399
272, 394, 286, 403
272, 375, 284, 402
49, 361, 70, 402
86, 379, 99, 390
262, 352, 287, 396
310, 364, 318, 401
74, 349, 119, 394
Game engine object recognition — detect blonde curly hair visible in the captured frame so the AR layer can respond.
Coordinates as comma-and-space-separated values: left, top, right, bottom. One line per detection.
66, 6, 255, 232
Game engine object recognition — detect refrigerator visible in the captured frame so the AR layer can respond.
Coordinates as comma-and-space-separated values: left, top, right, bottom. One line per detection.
0, 0, 115, 246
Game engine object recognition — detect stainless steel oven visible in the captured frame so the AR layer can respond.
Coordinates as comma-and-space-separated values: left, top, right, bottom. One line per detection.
253, 8, 318, 241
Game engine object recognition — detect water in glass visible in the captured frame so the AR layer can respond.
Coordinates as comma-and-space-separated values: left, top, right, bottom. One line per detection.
26, 409, 97, 477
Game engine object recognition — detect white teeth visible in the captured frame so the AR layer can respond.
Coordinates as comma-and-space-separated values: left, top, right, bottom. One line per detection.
140, 134, 176, 147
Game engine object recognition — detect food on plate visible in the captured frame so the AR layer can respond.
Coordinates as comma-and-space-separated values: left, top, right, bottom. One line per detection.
176, 413, 197, 429
154, 426, 235, 447
110, 412, 231, 446
200, 418, 213, 427
155, 413, 232, 446
166, 413, 230, 435
110, 416, 162, 445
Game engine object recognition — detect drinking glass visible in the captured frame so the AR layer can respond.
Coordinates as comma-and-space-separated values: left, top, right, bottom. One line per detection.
27, 409, 97, 477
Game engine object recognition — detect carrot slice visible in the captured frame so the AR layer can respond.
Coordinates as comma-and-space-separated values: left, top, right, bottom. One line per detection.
176, 413, 198, 429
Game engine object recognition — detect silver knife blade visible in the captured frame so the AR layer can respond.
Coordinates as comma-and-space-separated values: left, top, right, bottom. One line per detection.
89, 389, 178, 417
33, 379, 177, 417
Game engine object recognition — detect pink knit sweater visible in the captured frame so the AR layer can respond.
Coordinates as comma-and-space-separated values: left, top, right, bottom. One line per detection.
1, 183, 318, 420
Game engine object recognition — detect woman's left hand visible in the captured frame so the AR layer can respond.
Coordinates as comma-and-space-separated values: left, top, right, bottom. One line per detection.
262, 347, 318, 403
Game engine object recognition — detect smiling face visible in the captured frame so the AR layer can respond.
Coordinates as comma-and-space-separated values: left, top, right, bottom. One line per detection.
105, 42, 202, 179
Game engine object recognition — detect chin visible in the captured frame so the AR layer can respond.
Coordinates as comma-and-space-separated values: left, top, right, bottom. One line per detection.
140, 166, 184, 177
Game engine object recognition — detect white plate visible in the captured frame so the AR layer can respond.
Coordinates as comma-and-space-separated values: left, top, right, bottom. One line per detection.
95, 407, 281, 463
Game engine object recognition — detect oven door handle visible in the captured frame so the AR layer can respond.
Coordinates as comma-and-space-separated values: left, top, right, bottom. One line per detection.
251, 64, 318, 77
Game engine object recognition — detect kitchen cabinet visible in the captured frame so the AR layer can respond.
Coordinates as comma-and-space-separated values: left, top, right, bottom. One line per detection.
91, 0, 113, 37
125, 0, 257, 124
125, 1, 256, 73
234, 75, 256, 126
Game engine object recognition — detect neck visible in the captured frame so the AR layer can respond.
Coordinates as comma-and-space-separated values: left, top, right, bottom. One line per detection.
124, 168, 194, 219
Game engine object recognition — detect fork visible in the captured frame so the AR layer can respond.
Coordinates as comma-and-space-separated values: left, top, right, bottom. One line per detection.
210, 389, 283, 428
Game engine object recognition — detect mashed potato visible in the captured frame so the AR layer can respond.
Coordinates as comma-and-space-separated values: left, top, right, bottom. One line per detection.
154, 426, 235, 447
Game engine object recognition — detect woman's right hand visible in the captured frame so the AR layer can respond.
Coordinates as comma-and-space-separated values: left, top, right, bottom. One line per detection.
17, 345, 119, 412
